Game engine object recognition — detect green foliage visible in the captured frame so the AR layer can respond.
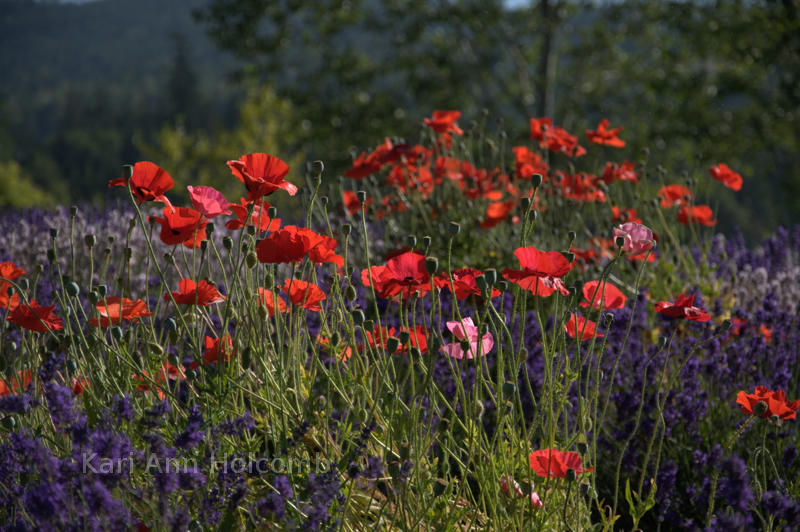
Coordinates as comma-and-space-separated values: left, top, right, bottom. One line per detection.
0, 160, 55, 207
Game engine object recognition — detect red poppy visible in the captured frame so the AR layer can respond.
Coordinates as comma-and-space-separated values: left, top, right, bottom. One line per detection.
0, 261, 25, 310
435, 268, 501, 300
201, 335, 236, 365
0, 370, 33, 396
363, 324, 428, 354
108, 161, 174, 205
361, 251, 431, 299
281, 279, 326, 311
225, 197, 281, 232
654, 293, 711, 322
677, 205, 717, 226
599, 161, 638, 184
709, 163, 742, 191
7, 299, 63, 332
342, 190, 373, 215
165, 279, 225, 306
256, 226, 343, 269
586, 119, 625, 147
564, 313, 603, 341
657, 185, 693, 208
227, 153, 297, 201
480, 200, 516, 229
72, 377, 89, 395
133, 362, 185, 399
502, 245, 571, 292
611, 206, 642, 224
555, 171, 606, 203
317, 334, 354, 362
736, 386, 800, 421
512, 146, 549, 180
529, 117, 586, 157
529, 448, 593, 479
580, 280, 627, 310
423, 110, 464, 136
187, 185, 231, 218
89, 297, 152, 327
150, 207, 207, 248
256, 287, 288, 316
344, 138, 410, 179
760, 323, 773, 344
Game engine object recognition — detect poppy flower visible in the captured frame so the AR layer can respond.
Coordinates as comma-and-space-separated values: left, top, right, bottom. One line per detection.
610, 206, 642, 225
760, 323, 773, 344
613, 222, 654, 256
564, 313, 603, 341
654, 293, 711, 322
709, 163, 742, 191
281, 279, 326, 311
256, 226, 343, 269
72, 377, 88, 395
165, 279, 225, 306
150, 207, 207, 248
736, 386, 799, 420
529, 449, 593, 479
0, 261, 25, 309
502, 245, 572, 297
580, 280, 627, 310
108, 161, 174, 205
187, 185, 231, 218
529, 117, 586, 157
423, 110, 464, 136
343, 138, 409, 179
599, 161, 638, 184
512, 146, 548, 180
480, 200, 516, 229
256, 287, 288, 316
435, 268, 501, 300
134, 362, 185, 399
556, 171, 606, 203
657, 184, 693, 208
361, 251, 431, 299
342, 190, 372, 215
225, 197, 281, 232
364, 324, 428, 354
317, 334, 354, 362
442, 317, 494, 360
89, 296, 152, 327
586, 119, 625, 147
677, 205, 717, 226
7, 299, 63, 332
0, 370, 33, 396
227, 153, 297, 201
201, 335, 236, 365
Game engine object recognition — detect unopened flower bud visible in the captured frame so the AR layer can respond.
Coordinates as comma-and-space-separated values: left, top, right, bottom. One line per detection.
46, 249, 57, 262
425, 257, 438, 275
520, 197, 531, 211
312, 160, 325, 175
407, 235, 417, 248
448, 222, 460, 236
386, 336, 400, 353
344, 285, 357, 302
246, 252, 258, 269
422, 235, 432, 249
475, 274, 487, 291
97, 284, 107, 298
257, 304, 269, 321
66, 282, 80, 297
267, 206, 278, 219
565, 468, 577, 482
398, 330, 410, 345
604, 313, 614, 325
111, 327, 124, 341
409, 346, 421, 358
352, 309, 365, 325
320, 195, 328, 207
223, 236, 233, 251
577, 442, 589, 455
357, 190, 367, 203
615, 236, 626, 248
568, 230, 577, 242
497, 280, 509, 292
18, 279, 29, 291
721, 319, 732, 331
531, 174, 543, 188
341, 223, 351, 236
364, 319, 374, 331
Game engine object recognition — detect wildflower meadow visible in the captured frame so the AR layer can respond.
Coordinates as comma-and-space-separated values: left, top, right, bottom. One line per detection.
1, 111, 799, 531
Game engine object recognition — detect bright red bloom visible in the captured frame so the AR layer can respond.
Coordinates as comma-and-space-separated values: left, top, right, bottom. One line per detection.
317, 334, 354, 362
710, 163, 743, 191
108, 161, 174, 204
480, 200, 516, 229
150, 207, 207, 248
599, 161, 639, 184
435, 268, 501, 300
677, 205, 717, 226
611, 206, 642, 224
227, 153, 297, 201
529, 117, 586, 157
361, 251, 431, 299
133, 362, 185, 400
344, 138, 412, 179
7, 299, 63, 332
256, 287, 288, 316
502, 246, 571, 297
555, 171, 606, 203
281, 279, 326, 311
512, 146, 549, 180
225, 197, 281, 232
657, 184, 693, 208
580, 280, 627, 310
423, 110, 464, 136
0, 370, 33, 396
0, 261, 25, 310
736, 386, 800, 420
586, 119, 625, 147
256, 226, 343, 269
202, 335, 236, 365
564, 313, 603, 341
364, 324, 428, 354
187, 185, 231, 218
654, 293, 711, 322
89, 297, 152, 327
72, 377, 88, 395
165, 279, 225, 306
529, 449, 593, 479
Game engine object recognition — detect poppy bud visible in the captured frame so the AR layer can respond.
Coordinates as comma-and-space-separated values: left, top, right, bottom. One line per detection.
357, 190, 367, 203
267, 206, 277, 219
568, 230, 577, 243
502, 381, 516, 397
433, 479, 447, 497
246, 252, 258, 269
223, 236, 233, 250
203, 221, 214, 236
753, 401, 768, 416
2, 417, 16, 430
65, 358, 78, 373
64, 306, 72, 317
520, 197, 531, 211
604, 313, 614, 325
409, 346, 421, 358
49, 228, 59, 239
615, 236, 626, 248
386, 336, 400, 353
111, 327, 124, 341
481, 268, 497, 286
329, 332, 341, 346
312, 160, 325, 175
475, 274, 487, 291
459, 339, 471, 351
577, 442, 589, 455
651, 198, 660, 208
66, 282, 80, 297
425, 256, 438, 275
530, 210, 538, 221
422, 235, 432, 249
87, 290, 99, 305
96, 284, 107, 298
364, 319, 374, 331
721, 319, 732, 331
256, 303, 269, 321
770, 414, 781, 424
164, 317, 177, 331
497, 280, 509, 292
46, 249, 57, 262
580, 483, 594, 498
344, 285, 357, 302
448, 222, 460, 236
398, 330, 410, 345
561, 251, 575, 263
568, 286, 577, 297
565, 468, 577, 482
407, 235, 417, 248
516, 346, 528, 366
352, 309, 365, 325
531, 174, 543, 188
200, 240, 208, 252
658, 336, 668, 348
5, 285, 14, 297
341, 223, 351, 236
148, 342, 164, 356
476, 401, 486, 421
320, 196, 328, 207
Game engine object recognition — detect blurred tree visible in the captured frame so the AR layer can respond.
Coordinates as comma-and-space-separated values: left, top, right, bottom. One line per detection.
0, 160, 55, 208
166, 33, 201, 126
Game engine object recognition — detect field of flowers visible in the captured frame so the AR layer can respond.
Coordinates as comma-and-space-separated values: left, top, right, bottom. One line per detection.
1, 111, 798, 531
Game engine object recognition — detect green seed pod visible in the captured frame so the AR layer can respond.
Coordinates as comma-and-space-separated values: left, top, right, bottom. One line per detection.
425, 256, 438, 275
97, 284, 107, 298
206, 222, 215, 235
520, 196, 531, 211
386, 336, 400, 353
223, 236, 234, 251
246, 252, 258, 269
241, 347, 251, 368
2, 416, 17, 430
247, 225, 256, 236
398, 330, 410, 345
66, 358, 78, 373
200, 240, 208, 252
363, 319, 374, 331
422, 236, 432, 249
312, 160, 325, 175
409, 347, 421, 358
753, 400, 768, 416
484, 268, 498, 286
351, 309, 365, 325
565, 468, 577, 482
84, 234, 96, 248
88, 291, 99, 305
341, 223, 351, 237
344, 285, 357, 302
475, 274, 487, 291
407, 235, 417, 248
268, 206, 278, 219
577, 441, 589, 455
502, 381, 516, 397
111, 327, 124, 341
448, 222, 460, 236
257, 304, 269, 321
356, 190, 367, 203
49, 228, 59, 239
148, 342, 164, 356
615, 236, 626, 248
319, 195, 328, 207
531, 173, 543, 188
46, 249, 57, 262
